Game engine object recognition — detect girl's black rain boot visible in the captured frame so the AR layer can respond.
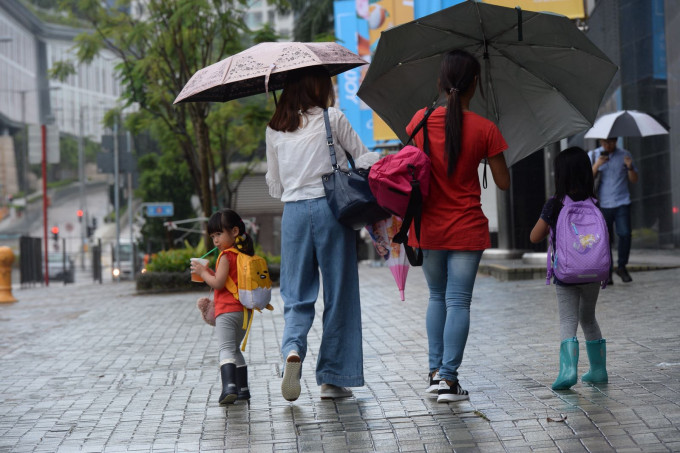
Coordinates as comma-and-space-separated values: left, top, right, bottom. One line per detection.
236, 365, 251, 400
219, 362, 238, 404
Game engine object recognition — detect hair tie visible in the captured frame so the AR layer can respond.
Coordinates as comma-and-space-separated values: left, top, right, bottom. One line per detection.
235, 236, 243, 244
449, 87, 460, 94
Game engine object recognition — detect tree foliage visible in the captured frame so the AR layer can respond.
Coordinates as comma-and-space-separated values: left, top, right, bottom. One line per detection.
51, 0, 273, 225
272, 0, 335, 42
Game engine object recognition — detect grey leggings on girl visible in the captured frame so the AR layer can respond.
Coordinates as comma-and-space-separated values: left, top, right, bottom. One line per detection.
216, 311, 246, 366
555, 282, 602, 341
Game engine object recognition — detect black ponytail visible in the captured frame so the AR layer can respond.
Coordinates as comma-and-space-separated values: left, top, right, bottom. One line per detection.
207, 209, 255, 256
438, 50, 481, 177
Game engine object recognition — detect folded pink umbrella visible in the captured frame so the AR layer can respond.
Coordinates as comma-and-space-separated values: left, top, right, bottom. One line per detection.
365, 215, 409, 301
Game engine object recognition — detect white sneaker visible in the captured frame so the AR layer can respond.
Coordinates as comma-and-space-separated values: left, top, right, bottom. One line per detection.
320, 384, 353, 399
437, 379, 469, 403
426, 371, 441, 395
281, 351, 301, 402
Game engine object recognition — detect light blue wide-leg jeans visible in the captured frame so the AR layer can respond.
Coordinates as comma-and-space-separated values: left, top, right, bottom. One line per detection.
280, 197, 364, 387
422, 249, 483, 382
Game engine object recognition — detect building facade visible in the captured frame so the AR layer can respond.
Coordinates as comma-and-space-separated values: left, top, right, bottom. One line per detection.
0, 0, 121, 198
583, 0, 676, 247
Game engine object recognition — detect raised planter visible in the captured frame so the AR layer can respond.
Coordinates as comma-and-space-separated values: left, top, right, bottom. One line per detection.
136, 271, 199, 294
136, 265, 281, 294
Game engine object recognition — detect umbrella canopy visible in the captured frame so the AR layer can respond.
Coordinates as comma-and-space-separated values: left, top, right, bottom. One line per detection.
584, 110, 669, 139
357, 0, 618, 166
174, 42, 367, 104
365, 215, 409, 301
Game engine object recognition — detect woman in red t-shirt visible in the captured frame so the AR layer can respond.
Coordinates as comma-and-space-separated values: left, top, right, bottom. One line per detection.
405, 50, 510, 403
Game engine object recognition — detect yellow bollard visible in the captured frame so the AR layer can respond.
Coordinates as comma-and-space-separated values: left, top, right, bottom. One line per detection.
0, 246, 18, 303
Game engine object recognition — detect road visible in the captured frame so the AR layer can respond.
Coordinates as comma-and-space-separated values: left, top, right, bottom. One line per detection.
1, 181, 138, 284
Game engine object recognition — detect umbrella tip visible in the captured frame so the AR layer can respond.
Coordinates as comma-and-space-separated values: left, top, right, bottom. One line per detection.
400, 290, 405, 301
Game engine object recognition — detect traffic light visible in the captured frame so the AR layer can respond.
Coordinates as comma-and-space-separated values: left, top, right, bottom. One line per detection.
51, 226, 59, 242
77, 209, 83, 222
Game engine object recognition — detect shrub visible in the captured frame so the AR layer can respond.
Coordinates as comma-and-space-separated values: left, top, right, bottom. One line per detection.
137, 241, 279, 294
136, 270, 202, 293
146, 241, 217, 273
254, 243, 281, 265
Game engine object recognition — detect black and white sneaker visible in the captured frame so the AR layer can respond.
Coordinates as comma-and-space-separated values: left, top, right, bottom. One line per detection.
426, 370, 441, 395
437, 379, 469, 403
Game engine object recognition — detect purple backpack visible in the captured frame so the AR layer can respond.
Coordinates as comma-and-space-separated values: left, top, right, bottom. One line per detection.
547, 195, 610, 288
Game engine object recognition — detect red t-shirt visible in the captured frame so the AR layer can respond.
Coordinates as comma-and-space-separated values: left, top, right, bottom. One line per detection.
405, 107, 507, 250
214, 249, 242, 317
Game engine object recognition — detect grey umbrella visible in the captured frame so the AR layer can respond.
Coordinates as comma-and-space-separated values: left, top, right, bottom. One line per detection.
584, 110, 669, 139
357, 0, 618, 166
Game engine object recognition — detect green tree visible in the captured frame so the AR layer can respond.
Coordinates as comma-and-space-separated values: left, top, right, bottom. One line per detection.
51, 0, 262, 221
206, 98, 273, 208
273, 0, 335, 42
136, 151, 195, 251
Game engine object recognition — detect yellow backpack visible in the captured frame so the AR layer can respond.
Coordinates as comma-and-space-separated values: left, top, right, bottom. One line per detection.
223, 248, 273, 350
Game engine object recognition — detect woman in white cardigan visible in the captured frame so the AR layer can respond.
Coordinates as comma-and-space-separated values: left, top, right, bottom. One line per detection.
265, 66, 368, 402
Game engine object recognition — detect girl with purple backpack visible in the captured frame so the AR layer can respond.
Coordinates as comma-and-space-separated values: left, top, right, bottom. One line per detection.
530, 147, 609, 390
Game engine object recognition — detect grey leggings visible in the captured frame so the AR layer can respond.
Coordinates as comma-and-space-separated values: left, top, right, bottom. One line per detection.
555, 283, 603, 341
216, 311, 246, 366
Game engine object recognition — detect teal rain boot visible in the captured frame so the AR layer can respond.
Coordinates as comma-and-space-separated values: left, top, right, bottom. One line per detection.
582, 339, 608, 384
552, 337, 579, 390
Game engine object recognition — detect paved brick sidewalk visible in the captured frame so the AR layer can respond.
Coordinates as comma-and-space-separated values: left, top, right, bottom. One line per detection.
1, 264, 679, 452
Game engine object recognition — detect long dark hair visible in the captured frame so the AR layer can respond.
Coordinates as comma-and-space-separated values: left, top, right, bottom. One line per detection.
438, 50, 482, 177
207, 209, 254, 256
268, 66, 335, 132
552, 147, 596, 215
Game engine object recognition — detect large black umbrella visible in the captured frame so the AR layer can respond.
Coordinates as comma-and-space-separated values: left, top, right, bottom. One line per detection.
357, 0, 618, 166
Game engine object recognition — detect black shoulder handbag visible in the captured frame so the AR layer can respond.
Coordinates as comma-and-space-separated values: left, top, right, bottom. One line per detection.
321, 109, 389, 230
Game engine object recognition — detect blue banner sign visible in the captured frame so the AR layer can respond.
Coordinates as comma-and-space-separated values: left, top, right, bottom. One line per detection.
145, 203, 174, 217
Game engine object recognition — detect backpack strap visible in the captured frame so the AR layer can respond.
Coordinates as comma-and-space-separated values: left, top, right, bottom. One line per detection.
240, 307, 254, 351
545, 197, 563, 285
225, 247, 240, 301
392, 106, 437, 266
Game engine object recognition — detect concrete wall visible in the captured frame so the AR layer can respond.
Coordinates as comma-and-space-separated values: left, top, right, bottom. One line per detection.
665, 0, 680, 245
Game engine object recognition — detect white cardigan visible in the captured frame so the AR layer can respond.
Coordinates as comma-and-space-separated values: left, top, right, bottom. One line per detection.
265, 106, 369, 202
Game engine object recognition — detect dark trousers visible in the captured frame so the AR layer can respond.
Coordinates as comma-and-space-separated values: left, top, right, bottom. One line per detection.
600, 204, 632, 270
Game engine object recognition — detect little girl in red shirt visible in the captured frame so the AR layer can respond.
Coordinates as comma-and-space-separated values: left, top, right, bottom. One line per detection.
191, 209, 255, 404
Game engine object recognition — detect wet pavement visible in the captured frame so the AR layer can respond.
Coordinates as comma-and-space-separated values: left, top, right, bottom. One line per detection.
1, 254, 680, 452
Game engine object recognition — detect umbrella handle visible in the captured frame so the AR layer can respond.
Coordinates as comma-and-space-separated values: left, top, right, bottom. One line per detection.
516, 7, 523, 41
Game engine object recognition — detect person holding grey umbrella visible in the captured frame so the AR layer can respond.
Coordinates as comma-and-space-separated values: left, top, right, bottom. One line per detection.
407, 50, 510, 403
588, 138, 638, 283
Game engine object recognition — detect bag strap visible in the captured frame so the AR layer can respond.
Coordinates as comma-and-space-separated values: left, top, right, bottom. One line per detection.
406, 105, 436, 154
391, 106, 436, 266
240, 307, 254, 351
323, 108, 356, 170
482, 158, 488, 189
392, 183, 425, 265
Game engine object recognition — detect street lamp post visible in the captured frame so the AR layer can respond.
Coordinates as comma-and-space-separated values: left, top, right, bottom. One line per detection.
78, 107, 86, 270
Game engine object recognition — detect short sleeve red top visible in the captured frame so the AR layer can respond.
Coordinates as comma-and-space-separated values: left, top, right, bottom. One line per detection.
405, 107, 507, 250
214, 249, 242, 317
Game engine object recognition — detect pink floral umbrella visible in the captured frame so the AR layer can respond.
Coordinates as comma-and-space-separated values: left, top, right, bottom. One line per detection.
365, 215, 409, 301
174, 42, 367, 104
